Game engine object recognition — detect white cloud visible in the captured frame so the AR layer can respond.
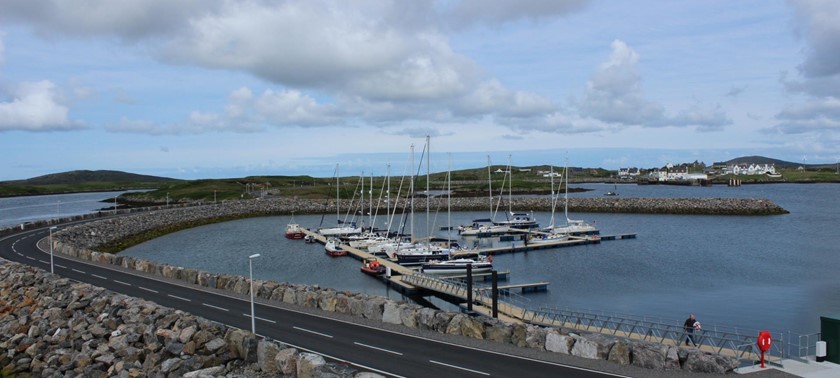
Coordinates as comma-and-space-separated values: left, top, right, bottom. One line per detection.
576, 40, 731, 132
444, 0, 590, 28
0, 33, 5, 65
0, 81, 83, 131
772, 1, 840, 136
791, 0, 840, 78
0, 0, 215, 41
578, 40, 667, 127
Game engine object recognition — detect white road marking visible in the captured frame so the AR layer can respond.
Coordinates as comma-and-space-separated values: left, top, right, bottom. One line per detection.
91, 274, 107, 279
25, 256, 35, 260
71, 268, 85, 274
429, 360, 490, 376
113, 280, 131, 286
241, 314, 277, 324
38, 260, 49, 264
293, 326, 333, 338
353, 342, 403, 356
168, 294, 191, 302
55, 264, 67, 268
139, 287, 158, 293
203, 303, 229, 312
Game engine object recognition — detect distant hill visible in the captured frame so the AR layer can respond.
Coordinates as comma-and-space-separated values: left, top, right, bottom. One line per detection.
1, 170, 178, 186
723, 155, 834, 169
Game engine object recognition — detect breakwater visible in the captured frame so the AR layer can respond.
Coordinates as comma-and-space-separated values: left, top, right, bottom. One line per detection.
43, 211, 742, 374
0, 260, 372, 377
49, 196, 785, 253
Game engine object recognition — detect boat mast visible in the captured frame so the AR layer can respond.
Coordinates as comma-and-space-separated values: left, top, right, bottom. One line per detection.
448, 153, 452, 235
360, 170, 364, 230
386, 164, 391, 229
564, 159, 570, 224
426, 135, 430, 247
487, 155, 493, 220
370, 172, 374, 229
335, 163, 340, 226
410, 143, 415, 244
549, 165, 556, 228
507, 154, 512, 216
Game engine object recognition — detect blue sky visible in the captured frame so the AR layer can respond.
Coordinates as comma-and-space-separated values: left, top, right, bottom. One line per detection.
1, 0, 839, 180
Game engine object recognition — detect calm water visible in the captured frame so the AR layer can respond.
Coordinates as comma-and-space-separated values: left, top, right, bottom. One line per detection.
40, 184, 840, 334
0, 191, 137, 228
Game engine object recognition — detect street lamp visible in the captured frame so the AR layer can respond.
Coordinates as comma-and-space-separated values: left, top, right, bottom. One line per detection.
49, 226, 57, 274
248, 253, 261, 334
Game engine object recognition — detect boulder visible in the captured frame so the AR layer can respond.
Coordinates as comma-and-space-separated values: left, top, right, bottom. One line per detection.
224, 329, 257, 362
283, 288, 297, 304
399, 304, 421, 328
382, 301, 402, 325
631, 342, 666, 370
545, 331, 574, 354
257, 340, 281, 374
275, 347, 298, 376
363, 297, 386, 321
570, 335, 598, 359
183, 365, 224, 378
459, 315, 484, 340
607, 340, 631, 365
318, 290, 337, 312
683, 350, 740, 374
297, 352, 326, 378
525, 325, 547, 350
665, 346, 680, 370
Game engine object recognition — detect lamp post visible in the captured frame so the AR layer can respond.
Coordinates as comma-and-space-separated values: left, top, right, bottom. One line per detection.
49, 226, 57, 274
248, 253, 261, 334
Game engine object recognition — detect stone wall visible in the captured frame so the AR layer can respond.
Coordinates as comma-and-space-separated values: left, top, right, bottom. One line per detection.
47, 232, 741, 374
0, 260, 378, 378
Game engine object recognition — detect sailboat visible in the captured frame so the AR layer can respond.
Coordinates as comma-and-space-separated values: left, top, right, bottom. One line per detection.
318, 164, 362, 237
459, 156, 509, 237
491, 155, 538, 230
605, 184, 618, 196
542, 162, 599, 236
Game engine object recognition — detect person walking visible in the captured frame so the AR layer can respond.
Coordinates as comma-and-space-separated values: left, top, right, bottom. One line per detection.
684, 314, 700, 346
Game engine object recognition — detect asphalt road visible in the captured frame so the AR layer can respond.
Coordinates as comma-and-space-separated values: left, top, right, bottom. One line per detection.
1, 224, 631, 378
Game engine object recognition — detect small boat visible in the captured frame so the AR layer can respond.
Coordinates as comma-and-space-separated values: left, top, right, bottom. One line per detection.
394, 246, 451, 264
303, 234, 316, 243
360, 258, 386, 276
604, 184, 618, 196
528, 232, 570, 244
324, 238, 347, 257
421, 257, 493, 275
285, 214, 307, 239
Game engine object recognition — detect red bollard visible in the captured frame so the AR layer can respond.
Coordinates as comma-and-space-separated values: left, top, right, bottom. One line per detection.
757, 331, 772, 368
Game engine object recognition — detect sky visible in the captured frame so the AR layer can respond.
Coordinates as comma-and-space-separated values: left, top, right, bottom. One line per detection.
1, 0, 839, 180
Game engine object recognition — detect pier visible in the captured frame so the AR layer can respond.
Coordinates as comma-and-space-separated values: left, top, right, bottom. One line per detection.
452, 233, 636, 258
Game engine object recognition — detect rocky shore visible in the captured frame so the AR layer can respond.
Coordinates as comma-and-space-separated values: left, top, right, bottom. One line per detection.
0, 261, 373, 377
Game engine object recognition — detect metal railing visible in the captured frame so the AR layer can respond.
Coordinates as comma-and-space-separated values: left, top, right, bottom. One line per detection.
402, 273, 822, 366
524, 305, 795, 364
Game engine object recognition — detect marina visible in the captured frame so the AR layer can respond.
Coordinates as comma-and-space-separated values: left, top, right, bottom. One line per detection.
294, 224, 634, 321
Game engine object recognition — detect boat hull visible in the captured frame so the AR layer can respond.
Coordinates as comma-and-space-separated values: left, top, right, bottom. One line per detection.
421, 263, 493, 275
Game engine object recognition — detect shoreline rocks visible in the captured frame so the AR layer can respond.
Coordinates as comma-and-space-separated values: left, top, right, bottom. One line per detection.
0, 261, 375, 377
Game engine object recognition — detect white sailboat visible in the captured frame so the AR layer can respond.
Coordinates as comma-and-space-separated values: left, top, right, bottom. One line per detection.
542, 162, 599, 236
318, 164, 362, 237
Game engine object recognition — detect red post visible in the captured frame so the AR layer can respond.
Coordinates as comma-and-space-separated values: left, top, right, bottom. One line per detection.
757, 331, 772, 368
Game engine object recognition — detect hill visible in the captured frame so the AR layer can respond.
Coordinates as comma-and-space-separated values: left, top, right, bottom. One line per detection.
724, 155, 837, 170
0, 170, 180, 197
2, 170, 177, 186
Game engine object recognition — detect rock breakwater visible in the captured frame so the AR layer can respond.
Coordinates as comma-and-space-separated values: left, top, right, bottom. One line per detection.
0, 260, 375, 377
